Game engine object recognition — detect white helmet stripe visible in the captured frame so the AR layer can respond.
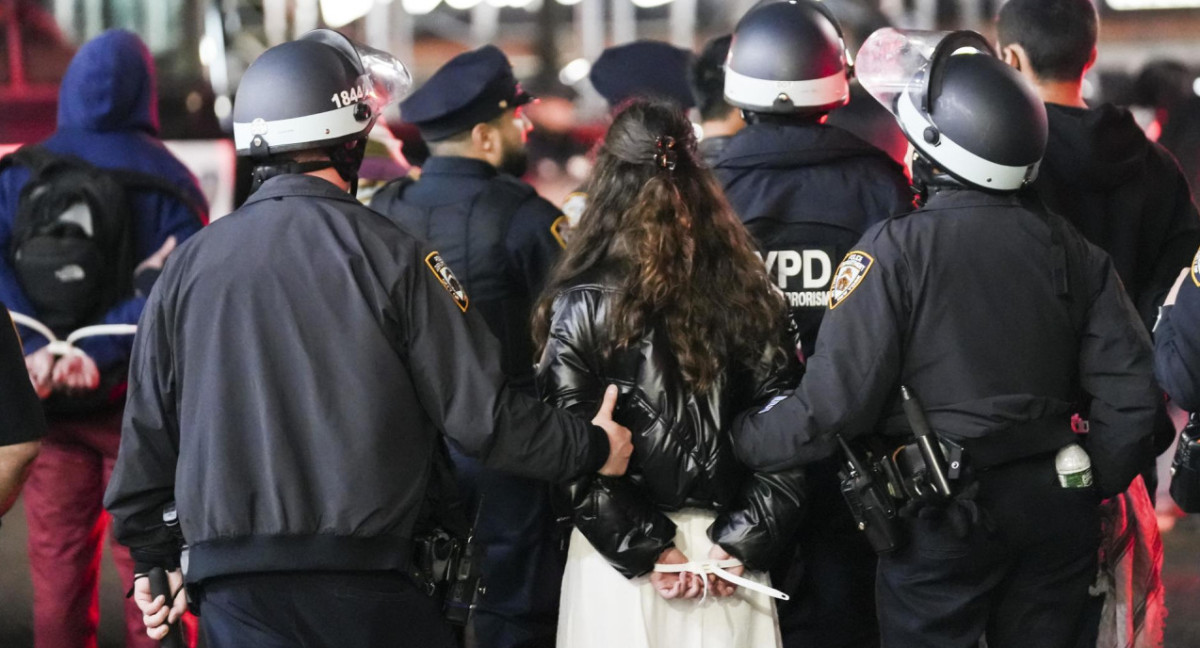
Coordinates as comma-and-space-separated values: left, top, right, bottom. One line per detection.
723, 67, 848, 111
233, 104, 367, 153
896, 90, 1038, 191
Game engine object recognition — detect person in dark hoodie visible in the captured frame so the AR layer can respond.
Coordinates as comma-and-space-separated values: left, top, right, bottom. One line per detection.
0, 30, 206, 648
998, 0, 1200, 335
997, 3, 1198, 644
712, 4, 911, 648
999, 0, 1197, 499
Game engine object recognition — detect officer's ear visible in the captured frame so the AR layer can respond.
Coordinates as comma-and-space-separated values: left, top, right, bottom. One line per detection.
1001, 44, 1032, 79
1000, 44, 1019, 71
471, 121, 499, 154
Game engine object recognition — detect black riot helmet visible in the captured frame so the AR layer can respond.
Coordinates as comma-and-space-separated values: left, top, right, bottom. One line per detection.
857, 29, 1047, 193
724, 0, 850, 116
232, 29, 412, 191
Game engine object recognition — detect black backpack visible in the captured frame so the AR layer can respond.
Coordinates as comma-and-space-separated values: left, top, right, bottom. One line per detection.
0, 146, 197, 335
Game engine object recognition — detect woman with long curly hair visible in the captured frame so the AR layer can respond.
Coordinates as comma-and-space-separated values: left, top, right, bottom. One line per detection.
533, 100, 807, 647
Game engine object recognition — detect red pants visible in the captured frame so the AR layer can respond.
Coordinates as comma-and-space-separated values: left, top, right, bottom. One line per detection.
23, 406, 195, 648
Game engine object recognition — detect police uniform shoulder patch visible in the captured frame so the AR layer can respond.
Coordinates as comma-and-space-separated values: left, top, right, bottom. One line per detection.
550, 214, 570, 249
561, 192, 588, 227
1192, 246, 1200, 287
828, 251, 874, 310
425, 251, 469, 313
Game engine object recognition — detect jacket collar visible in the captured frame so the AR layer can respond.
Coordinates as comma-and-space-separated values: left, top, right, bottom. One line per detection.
919, 187, 1025, 213
243, 174, 362, 207
714, 121, 896, 171
419, 156, 498, 179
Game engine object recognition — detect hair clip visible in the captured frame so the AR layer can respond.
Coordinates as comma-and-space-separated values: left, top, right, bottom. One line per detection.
654, 135, 678, 171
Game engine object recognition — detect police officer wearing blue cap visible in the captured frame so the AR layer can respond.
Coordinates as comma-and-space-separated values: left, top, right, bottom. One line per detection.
588, 40, 696, 110
560, 41, 696, 226
370, 45, 570, 648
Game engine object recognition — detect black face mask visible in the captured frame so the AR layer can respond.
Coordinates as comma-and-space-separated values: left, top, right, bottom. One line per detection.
497, 147, 529, 179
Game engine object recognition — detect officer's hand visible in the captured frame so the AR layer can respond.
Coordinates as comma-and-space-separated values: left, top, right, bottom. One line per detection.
1165, 267, 1190, 307
592, 385, 633, 476
134, 568, 186, 640
51, 352, 100, 393
649, 547, 701, 600
24, 347, 55, 399
707, 544, 743, 597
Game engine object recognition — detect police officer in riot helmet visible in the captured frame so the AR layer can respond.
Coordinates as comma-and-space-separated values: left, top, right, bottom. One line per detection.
104, 30, 633, 647
235, 30, 390, 194
714, 2, 911, 645
717, 0, 911, 358
734, 28, 1157, 647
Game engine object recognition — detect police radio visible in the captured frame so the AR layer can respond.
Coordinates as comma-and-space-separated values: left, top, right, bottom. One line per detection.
836, 435, 904, 555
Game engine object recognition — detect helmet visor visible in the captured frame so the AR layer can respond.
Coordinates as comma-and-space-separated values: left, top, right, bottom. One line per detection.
856, 28, 992, 117
356, 42, 413, 115
300, 30, 413, 116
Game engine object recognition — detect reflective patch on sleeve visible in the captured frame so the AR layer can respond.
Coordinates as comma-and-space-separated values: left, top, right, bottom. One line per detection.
550, 215, 570, 249
827, 251, 875, 310
1192, 246, 1200, 287
425, 251, 469, 313
758, 394, 788, 414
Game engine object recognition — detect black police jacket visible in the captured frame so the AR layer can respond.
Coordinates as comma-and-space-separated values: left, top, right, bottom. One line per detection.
733, 188, 1159, 499
1156, 252, 1200, 411
712, 121, 912, 356
1033, 103, 1200, 331
370, 157, 566, 393
536, 270, 807, 578
103, 174, 610, 582
0, 297, 45, 446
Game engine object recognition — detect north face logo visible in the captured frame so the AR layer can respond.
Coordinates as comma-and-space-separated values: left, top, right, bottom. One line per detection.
55, 265, 86, 283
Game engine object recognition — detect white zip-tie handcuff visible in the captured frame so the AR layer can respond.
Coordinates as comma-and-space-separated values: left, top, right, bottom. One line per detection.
653, 558, 790, 602
9, 311, 137, 357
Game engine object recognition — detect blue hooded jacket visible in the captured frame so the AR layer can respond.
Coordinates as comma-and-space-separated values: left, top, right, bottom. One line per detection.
0, 29, 206, 373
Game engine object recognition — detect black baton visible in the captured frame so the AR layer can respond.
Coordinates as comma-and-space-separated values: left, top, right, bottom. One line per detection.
900, 386, 953, 499
148, 566, 183, 648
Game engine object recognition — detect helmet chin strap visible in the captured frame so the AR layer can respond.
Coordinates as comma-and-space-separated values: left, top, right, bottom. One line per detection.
248, 138, 368, 195
911, 151, 964, 206
329, 137, 368, 196
250, 160, 336, 194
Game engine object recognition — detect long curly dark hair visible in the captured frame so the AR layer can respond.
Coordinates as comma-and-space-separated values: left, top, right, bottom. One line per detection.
532, 100, 787, 393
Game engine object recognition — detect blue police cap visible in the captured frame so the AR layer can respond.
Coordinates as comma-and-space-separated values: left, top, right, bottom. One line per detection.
589, 41, 696, 110
401, 45, 533, 142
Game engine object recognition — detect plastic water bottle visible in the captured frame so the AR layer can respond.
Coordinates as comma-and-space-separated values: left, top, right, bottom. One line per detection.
1055, 443, 1093, 489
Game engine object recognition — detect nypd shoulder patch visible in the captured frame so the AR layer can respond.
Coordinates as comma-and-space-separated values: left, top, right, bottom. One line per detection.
425, 251, 469, 313
828, 251, 874, 310
1192, 246, 1200, 287
561, 192, 588, 226
550, 214, 570, 249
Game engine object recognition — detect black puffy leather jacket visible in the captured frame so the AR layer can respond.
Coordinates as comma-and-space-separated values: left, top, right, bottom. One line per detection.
535, 271, 808, 578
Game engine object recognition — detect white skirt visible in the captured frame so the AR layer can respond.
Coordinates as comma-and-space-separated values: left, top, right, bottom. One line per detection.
556, 509, 783, 648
